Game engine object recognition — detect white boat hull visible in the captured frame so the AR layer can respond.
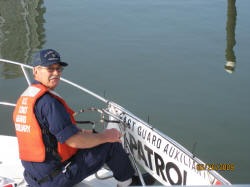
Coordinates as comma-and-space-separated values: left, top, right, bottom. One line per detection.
0, 135, 117, 187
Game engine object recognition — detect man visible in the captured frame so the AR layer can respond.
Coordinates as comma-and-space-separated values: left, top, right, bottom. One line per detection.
13, 49, 154, 187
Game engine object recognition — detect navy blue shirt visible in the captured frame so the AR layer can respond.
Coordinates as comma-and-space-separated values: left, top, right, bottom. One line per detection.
21, 80, 79, 179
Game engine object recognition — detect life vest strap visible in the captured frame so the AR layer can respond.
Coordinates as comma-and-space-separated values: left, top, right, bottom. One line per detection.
41, 128, 50, 134
45, 147, 62, 161
41, 128, 62, 161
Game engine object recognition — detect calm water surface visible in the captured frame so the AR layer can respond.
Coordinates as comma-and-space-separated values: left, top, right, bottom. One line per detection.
0, 0, 250, 184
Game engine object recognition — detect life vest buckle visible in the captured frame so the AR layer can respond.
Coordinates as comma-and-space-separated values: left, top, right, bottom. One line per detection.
62, 161, 71, 173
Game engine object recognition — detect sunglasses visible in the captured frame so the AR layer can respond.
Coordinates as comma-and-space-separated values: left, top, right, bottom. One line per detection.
38, 66, 64, 73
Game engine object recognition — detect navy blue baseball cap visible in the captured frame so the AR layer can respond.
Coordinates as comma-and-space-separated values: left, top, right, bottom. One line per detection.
33, 49, 68, 67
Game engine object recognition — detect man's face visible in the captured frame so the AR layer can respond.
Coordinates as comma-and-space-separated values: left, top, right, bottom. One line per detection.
33, 63, 63, 90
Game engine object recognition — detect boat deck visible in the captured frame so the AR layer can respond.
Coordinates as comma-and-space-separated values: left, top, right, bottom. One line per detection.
0, 135, 117, 187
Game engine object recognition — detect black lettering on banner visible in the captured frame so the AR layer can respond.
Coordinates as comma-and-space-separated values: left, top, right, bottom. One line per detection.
119, 113, 137, 132
127, 132, 188, 185
154, 152, 167, 181
123, 116, 127, 124
138, 126, 161, 149
137, 140, 148, 167
174, 149, 180, 161
144, 144, 153, 170
129, 133, 137, 155
138, 126, 141, 136
147, 132, 151, 142
156, 138, 161, 149
142, 128, 146, 139
169, 147, 175, 158
119, 113, 124, 120
183, 170, 187, 185
127, 118, 132, 129
164, 144, 169, 154
152, 135, 156, 147
180, 152, 183, 163
166, 162, 182, 185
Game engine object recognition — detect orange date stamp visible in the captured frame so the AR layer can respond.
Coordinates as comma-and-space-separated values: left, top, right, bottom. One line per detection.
197, 163, 234, 171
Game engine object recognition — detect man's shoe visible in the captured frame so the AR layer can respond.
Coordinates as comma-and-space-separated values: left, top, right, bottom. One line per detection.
129, 173, 156, 186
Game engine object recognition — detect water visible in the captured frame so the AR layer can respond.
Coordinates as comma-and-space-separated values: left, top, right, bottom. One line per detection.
1, 0, 250, 184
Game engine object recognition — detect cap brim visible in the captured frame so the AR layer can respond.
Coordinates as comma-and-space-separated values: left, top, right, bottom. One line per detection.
35, 61, 68, 67
59, 62, 68, 66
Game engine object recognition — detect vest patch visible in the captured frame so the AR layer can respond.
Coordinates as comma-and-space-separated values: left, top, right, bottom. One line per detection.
15, 123, 30, 133
15, 114, 27, 123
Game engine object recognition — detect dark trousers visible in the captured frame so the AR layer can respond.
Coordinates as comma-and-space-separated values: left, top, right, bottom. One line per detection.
25, 142, 135, 187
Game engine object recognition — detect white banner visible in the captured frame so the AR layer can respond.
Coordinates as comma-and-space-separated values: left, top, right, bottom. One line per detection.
107, 103, 230, 186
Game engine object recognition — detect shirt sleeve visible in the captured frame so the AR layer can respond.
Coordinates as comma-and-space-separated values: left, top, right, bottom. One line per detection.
35, 93, 79, 144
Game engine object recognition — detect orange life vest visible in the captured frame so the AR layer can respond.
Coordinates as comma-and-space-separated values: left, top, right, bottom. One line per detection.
13, 84, 78, 162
